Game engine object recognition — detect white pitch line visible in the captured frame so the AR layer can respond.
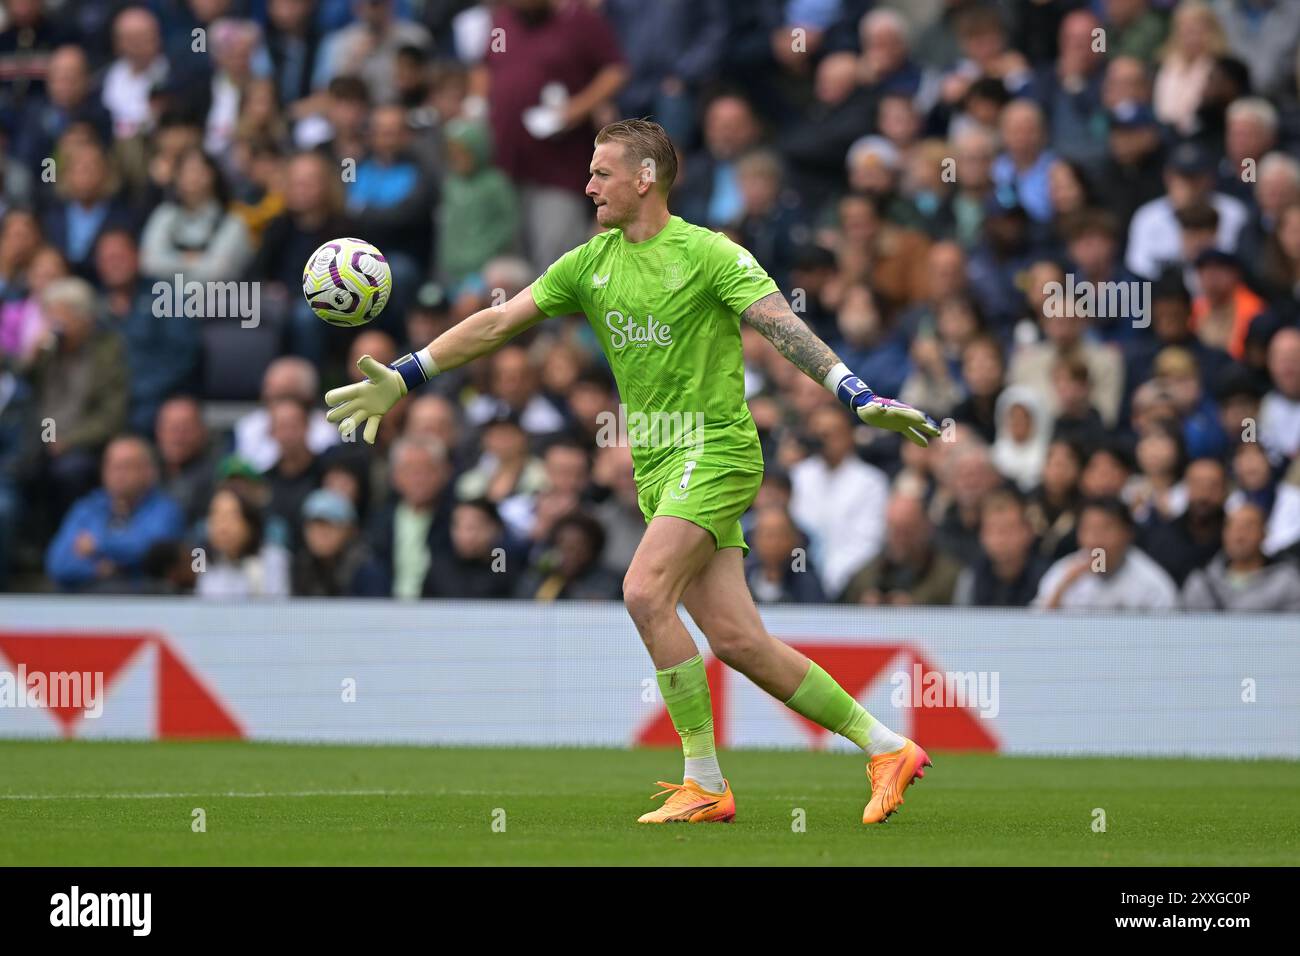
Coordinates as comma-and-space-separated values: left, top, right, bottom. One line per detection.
0, 788, 426, 801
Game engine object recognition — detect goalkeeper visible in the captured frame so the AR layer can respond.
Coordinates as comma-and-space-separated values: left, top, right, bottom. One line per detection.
325, 120, 939, 825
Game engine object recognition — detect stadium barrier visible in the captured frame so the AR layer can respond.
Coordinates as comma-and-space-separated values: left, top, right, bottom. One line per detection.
0, 597, 1296, 757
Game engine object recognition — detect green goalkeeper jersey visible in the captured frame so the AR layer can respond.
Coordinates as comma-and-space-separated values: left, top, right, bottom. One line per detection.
529, 215, 778, 482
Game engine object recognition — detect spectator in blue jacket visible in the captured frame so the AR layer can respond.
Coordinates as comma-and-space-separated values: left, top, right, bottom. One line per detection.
45, 434, 183, 591
95, 228, 199, 434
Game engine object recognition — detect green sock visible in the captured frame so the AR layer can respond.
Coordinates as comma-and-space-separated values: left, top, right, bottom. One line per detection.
656, 655, 724, 791
785, 661, 905, 756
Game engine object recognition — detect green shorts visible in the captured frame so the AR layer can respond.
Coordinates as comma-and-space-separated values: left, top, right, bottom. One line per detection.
636, 456, 764, 554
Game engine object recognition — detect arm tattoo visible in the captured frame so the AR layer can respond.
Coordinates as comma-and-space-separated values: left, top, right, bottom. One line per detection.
741, 291, 843, 384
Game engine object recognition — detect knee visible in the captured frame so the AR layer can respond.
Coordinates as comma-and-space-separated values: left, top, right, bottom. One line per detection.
707, 622, 765, 670
622, 568, 676, 630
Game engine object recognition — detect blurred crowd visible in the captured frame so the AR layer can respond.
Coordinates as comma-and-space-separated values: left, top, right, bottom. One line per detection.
2, 0, 1300, 611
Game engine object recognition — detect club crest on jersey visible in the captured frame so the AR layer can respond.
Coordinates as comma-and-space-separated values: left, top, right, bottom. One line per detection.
605, 309, 672, 349
662, 261, 685, 291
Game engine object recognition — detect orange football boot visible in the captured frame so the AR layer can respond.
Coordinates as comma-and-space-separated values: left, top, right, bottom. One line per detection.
863, 739, 932, 824
637, 778, 736, 823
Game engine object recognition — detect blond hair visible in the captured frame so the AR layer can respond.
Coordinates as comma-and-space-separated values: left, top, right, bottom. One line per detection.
594, 119, 678, 193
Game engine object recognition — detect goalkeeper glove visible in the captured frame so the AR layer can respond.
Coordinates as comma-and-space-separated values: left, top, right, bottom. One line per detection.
324, 350, 435, 444
826, 363, 941, 448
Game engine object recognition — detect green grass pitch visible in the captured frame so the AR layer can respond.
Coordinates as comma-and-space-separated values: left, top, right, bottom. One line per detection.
1, 741, 1297, 866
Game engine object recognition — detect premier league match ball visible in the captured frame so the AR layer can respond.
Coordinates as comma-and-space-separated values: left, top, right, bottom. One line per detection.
302, 237, 392, 327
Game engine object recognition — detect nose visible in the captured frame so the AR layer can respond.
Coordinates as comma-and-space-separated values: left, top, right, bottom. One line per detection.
585, 178, 599, 199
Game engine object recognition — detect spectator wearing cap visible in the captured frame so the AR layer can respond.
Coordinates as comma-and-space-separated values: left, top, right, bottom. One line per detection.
1103, 0, 1168, 64
1258, 327, 1300, 464
1141, 457, 1229, 585
45, 434, 183, 592
843, 492, 962, 606
438, 118, 519, 293
423, 498, 518, 599
1190, 248, 1265, 360
1182, 501, 1300, 612
312, 0, 432, 106
744, 505, 826, 604
954, 488, 1049, 607
291, 488, 385, 597
196, 483, 291, 598
154, 395, 217, 529
1124, 139, 1248, 280
991, 99, 1056, 224
515, 509, 621, 601
1033, 495, 1178, 610
369, 435, 454, 600
1153, 2, 1226, 135
1094, 99, 1165, 233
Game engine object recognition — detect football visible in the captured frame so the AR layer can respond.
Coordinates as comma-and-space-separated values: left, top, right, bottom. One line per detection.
302, 237, 392, 327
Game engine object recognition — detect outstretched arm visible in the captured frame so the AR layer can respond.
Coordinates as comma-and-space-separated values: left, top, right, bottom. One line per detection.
741, 291, 941, 447
324, 287, 546, 444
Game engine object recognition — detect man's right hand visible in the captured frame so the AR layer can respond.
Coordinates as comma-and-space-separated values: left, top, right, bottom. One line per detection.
324, 355, 407, 445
